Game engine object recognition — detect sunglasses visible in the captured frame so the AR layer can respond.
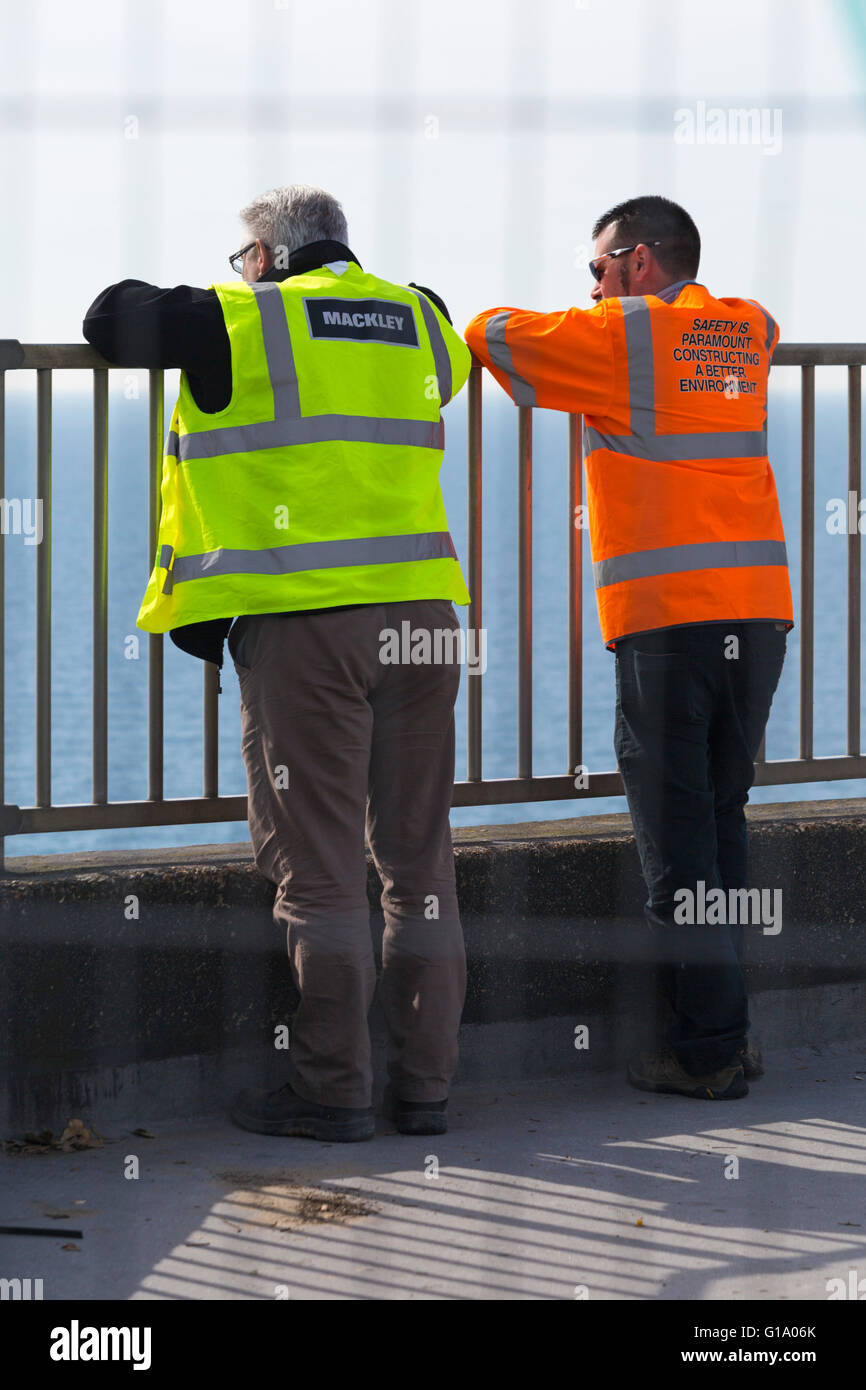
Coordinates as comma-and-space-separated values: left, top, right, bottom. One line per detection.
588, 240, 662, 283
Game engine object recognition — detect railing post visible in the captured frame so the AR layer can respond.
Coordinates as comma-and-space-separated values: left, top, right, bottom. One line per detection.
203, 663, 219, 797
517, 405, 532, 779
0, 367, 5, 870
847, 364, 861, 757
92, 367, 109, 803
800, 363, 815, 761
568, 414, 583, 778
147, 370, 165, 801
0, 343, 24, 869
467, 358, 483, 782
35, 368, 52, 807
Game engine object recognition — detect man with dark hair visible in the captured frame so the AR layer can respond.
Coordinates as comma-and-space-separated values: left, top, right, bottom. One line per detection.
466, 195, 793, 1100
591, 194, 701, 285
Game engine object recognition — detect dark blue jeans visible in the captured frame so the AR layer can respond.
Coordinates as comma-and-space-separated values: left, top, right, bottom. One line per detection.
614, 620, 787, 1075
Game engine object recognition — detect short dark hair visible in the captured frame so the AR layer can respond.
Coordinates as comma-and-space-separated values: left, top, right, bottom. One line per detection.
592, 195, 700, 280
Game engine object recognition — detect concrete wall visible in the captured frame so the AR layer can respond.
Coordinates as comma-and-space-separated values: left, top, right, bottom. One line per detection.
1, 798, 865, 1130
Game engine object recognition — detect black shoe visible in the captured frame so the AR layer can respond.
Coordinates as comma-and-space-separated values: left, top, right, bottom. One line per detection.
230, 1082, 374, 1142
383, 1086, 448, 1135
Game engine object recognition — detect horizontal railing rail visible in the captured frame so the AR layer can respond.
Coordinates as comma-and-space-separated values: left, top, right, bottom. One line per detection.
0, 339, 864, 865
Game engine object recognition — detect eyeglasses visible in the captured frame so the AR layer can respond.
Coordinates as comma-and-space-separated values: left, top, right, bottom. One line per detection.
229, 241, 271, 275
588, 240, 662, 283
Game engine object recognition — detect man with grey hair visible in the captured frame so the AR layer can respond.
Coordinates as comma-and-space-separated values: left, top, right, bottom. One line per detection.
84, 184, 472, 1141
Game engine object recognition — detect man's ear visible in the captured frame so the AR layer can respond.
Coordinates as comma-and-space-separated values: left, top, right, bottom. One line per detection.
633, 243, 651, 279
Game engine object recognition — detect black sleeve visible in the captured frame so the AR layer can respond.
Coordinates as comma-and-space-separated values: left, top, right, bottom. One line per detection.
82, 280, 232, 413
408, 283, 453, 326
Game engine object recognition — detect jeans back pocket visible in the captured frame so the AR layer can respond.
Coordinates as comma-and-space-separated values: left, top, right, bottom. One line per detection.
631, 648, 701, 729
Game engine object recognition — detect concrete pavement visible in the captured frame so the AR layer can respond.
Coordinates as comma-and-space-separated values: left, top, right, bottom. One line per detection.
1, 1041, 864, 1301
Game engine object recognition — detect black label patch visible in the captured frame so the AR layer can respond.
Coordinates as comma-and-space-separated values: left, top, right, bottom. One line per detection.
304, 297, 419, 347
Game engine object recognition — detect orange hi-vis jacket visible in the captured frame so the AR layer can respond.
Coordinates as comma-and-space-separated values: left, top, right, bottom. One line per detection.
465, 279, 794, 648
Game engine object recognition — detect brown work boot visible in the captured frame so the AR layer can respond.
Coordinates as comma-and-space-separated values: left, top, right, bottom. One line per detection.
738, 1040, 764, 1080
627, 1047, 748, 1099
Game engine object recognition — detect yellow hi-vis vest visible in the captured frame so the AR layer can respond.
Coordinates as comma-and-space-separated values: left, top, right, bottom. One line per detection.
136, 264, 472, 631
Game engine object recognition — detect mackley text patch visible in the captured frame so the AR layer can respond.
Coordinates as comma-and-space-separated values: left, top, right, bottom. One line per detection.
304, 297, 420, 347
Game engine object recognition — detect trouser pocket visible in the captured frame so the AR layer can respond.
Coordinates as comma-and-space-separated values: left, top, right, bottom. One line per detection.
625, 647, 701, 730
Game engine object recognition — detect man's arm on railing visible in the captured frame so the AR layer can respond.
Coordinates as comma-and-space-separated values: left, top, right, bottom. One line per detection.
464, 302, 615, 415
84, 277, 459, 414
83, 280, 232, 412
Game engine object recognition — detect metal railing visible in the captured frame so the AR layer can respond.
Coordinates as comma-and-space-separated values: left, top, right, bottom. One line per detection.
0, 339, 864, 866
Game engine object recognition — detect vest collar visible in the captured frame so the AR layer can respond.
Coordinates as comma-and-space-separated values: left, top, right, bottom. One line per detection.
653, 278, 704, 304
259, 239, 363, 283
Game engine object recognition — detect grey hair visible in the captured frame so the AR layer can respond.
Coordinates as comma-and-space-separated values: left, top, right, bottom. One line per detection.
239, 184, 348, 259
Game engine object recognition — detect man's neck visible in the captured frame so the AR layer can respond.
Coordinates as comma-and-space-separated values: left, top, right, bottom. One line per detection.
260, 238, 362, 283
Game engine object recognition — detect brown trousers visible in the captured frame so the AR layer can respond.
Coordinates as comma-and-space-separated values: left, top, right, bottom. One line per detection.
229, 598, 467, 1108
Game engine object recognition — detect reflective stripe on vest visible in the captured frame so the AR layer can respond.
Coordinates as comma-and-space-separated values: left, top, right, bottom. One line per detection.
251, 280, 302, 418
584, 297, 767, 462
593, 538, 788, 589
177, 413, 445, 460
163, 531, 455, 591
410, 289, 453, 406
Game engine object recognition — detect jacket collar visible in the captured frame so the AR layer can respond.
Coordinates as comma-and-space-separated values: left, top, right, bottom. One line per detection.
653, 278, 704, 304
259, 239, 363, 283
